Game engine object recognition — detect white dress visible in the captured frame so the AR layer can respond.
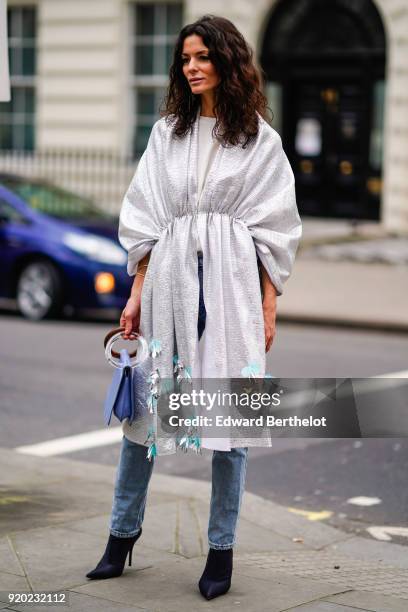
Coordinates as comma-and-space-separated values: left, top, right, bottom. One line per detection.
119, 106, 302, 456
193, 116, 231, 451
194, 115, 219, 253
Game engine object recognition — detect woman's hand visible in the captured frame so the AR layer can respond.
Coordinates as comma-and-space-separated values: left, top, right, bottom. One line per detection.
257, 257, 277, 352
120, 295, 141, 340
120, 252, 151, 340
262, 296, 276, 353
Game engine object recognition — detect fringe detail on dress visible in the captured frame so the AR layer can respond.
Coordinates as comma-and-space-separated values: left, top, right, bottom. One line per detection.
144, 425, 157, 461
241, 361, 261, 379
149, 339, 162, 358
173, 355, 193, 384
176, 430, 202, 454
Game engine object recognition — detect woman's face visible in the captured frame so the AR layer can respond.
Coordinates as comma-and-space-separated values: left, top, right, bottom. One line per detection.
181, 34, 220, 94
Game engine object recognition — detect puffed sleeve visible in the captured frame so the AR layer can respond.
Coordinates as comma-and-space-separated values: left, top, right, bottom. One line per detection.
244, 125, 302, 296
118, 120, 163, 276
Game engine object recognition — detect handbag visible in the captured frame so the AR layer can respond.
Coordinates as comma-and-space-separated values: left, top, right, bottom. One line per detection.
103, 327, 150, 426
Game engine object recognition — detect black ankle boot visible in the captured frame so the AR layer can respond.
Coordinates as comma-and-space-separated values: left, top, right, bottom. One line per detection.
198, 548, 233, 600
86, 528, 142, 580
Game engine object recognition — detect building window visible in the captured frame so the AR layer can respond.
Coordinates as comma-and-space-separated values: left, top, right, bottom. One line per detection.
0, 6, 36, 151
131, 2, 183, 157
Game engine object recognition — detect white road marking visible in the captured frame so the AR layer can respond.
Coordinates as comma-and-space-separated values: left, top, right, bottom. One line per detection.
15, 427, 123, 457
347, 496, 382, 507
376, 369, 408, 378
367, 526, 408, 542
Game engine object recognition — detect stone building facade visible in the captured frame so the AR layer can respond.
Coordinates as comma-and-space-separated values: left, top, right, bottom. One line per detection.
1, 0, 407, 232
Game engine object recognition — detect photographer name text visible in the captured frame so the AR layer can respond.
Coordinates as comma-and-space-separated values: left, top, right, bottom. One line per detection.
168, 415, 327, 428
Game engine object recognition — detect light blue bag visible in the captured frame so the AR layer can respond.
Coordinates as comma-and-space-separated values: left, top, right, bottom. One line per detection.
104, 349, 135, 425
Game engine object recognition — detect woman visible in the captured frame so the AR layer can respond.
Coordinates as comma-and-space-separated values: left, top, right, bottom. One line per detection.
86, 14, 302, 601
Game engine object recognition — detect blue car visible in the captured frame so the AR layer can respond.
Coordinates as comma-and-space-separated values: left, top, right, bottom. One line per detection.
0, 173, 132, 320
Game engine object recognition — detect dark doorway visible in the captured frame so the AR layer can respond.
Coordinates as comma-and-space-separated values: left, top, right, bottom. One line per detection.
260, 0, 386, 220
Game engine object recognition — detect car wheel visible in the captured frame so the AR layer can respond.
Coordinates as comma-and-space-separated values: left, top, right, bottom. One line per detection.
16, 260, 63, 321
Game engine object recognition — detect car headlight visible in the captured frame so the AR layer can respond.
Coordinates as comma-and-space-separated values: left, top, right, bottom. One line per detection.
63, 232, 127, 265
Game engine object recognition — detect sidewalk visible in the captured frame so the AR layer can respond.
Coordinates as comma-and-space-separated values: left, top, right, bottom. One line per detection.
278, 219, 408, 332
1, 447, 407, 611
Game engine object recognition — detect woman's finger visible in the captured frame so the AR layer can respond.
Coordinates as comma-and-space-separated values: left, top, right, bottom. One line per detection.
125, 317, 133, 336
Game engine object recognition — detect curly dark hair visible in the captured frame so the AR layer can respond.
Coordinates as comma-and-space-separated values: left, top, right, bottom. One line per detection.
159, 14, 273, 148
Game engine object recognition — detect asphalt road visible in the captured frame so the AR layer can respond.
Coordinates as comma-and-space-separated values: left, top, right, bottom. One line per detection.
1, 308, 408, 546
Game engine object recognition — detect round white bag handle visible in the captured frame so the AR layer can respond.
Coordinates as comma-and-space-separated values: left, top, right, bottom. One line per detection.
104, 327, 149, 369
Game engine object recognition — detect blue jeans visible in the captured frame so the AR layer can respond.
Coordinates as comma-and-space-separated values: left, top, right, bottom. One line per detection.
110, 253, 249, 549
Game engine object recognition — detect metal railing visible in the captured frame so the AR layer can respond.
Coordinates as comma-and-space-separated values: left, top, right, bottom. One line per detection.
0, 149, 138, 215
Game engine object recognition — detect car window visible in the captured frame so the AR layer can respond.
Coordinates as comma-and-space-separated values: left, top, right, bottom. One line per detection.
0, 199, 28, 224
1, 179, 112, 221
